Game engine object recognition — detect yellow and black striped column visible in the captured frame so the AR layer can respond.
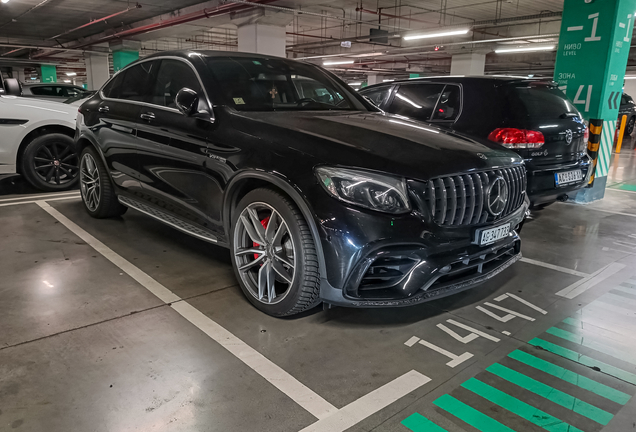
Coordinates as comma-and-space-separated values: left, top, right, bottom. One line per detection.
586, 119, 602, 186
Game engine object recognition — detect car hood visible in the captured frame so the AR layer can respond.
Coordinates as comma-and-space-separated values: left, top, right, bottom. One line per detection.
0, 95, 77, 123
229, 109, 522, 180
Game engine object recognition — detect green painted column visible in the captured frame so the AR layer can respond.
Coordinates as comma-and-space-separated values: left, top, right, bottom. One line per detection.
409, 73, 420, 79
554, 0, 636, 202
39, 65, 57, 83
113, 50, 139, 72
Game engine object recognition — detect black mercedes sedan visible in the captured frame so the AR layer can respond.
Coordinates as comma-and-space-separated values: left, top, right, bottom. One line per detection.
361, 76, 591, 207
76, 50, 528, 316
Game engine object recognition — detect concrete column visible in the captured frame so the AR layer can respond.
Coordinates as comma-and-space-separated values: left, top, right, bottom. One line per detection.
232, 9, 291, 58
367, 74, 385, 85
554, 0, 635, 203
110, 40, 141, 72
237, 24, 286, 57
12, 67, 26, 82
85, 44, 110, 91
450, 53, 485, 76
39, 65, 57, 83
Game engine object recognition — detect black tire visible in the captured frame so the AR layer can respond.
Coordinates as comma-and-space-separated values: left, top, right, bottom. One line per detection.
627, 116, 635, 136
4, 78, 22, 96
79, 146, 127, 218
21, 133, 79, 192
230, 188, 321, 316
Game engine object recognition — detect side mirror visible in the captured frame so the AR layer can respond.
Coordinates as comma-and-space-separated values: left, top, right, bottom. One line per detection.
175, 87, 214, 122
175, 87, 199, 116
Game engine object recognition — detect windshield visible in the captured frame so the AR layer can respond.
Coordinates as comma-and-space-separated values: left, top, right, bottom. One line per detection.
204, 56, 364, 111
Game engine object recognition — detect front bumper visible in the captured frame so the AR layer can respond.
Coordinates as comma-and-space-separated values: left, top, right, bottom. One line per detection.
526, 155, 591, 205
315, 194, 527, 308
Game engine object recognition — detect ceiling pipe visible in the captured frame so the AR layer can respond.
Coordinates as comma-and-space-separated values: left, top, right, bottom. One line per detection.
0, 42, 109, 55
355, 7, 438, 25
48, 4, 142, 40
31, 0, 278, 58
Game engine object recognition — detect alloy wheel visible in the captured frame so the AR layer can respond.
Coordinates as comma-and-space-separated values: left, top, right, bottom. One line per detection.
33, 140, 78, 186
233, 203, 296, 305
80, 153, 101, 212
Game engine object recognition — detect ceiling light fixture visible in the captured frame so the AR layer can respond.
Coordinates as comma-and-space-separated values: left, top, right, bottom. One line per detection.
64, 79, 71, 83
1, 0, 10, 4
383, 79, 395, 82
495, 45, 555, 53
323, 60, 354, 66
404, 28, 469, 41
624, 76, 636, 79
65, 72, 76, 76
348, 82, 362, 85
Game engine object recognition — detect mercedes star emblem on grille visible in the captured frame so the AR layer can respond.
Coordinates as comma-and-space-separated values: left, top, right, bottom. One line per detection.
486, 176, 509, 216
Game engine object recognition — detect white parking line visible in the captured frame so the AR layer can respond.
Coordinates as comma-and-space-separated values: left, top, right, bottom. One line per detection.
0, 191, 79, 203
0, 195, 81, 207
520, 257, 589, 277
35, 199, 433, 427
556, 262, 627, 299
297, 371, 431, 432
35, 200, 337, 420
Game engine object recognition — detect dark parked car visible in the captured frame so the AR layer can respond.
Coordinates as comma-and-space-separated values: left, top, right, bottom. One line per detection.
76, 51, 528, 316
361, 77, 591, 207
619, 92, 636, 135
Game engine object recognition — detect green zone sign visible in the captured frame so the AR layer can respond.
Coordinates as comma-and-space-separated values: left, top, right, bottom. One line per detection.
554, 0, 636, 121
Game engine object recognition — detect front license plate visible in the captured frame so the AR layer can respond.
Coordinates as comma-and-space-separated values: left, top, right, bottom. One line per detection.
555, 169, 583, 186
475, 223, 511, 246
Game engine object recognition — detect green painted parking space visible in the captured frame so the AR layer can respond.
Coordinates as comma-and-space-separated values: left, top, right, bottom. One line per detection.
461, 377, 584, 432
508, 349, 631, 405
401, 413, 449, 432
434, 394, 517, 432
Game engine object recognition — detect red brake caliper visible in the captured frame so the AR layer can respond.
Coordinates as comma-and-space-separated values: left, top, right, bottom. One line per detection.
254, 216, 270, 260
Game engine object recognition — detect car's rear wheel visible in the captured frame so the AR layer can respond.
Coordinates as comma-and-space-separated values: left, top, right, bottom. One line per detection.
231, 188, 321, 316
21, 133, 79, 191
79, 146, 127, 218
626, 116, 635, 135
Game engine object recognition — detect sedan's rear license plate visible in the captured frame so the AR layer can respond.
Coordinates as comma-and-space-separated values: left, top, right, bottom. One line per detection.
475, 223, 511, 246
555, 169, 583, 186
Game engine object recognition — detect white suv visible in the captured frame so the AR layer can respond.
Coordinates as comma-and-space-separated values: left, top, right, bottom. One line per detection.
0, 79, 78, 191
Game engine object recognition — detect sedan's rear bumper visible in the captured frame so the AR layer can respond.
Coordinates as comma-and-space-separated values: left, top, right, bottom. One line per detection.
527, 155, 591, 205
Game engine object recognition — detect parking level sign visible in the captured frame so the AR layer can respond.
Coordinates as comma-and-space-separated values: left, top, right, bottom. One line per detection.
554, 0, 636, 121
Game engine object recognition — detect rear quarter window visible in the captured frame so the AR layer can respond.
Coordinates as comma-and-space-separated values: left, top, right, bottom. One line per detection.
505, 83, 580, 120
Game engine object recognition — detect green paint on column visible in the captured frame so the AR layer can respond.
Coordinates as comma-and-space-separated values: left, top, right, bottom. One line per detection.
433, 394, 516, 432
409, 73, 420, 79
40, 65, 57, 83
401, 413, 448, 431
530, 337, 636, 385
509, 349, 631, 405
486, 363, 613, 425
113, 50, 139, 72
462, 378, 584, 432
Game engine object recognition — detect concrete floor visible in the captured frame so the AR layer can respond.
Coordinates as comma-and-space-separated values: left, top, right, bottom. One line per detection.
2, 148, 636, 431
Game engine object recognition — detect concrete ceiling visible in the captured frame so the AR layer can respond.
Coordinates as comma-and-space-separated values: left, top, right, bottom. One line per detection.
0, 0, 630, 83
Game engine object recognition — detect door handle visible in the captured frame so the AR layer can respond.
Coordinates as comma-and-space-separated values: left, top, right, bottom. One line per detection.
140, 112, 155, 121
98, 106, 109, 113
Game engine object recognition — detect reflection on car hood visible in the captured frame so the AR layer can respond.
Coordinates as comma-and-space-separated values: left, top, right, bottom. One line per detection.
0, 95, 77, 115
231, 110, 523, 180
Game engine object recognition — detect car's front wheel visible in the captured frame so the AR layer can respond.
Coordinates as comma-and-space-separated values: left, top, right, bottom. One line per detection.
79, 146, 127, 218
21, 133, 79, 191
231, 188, 321, 316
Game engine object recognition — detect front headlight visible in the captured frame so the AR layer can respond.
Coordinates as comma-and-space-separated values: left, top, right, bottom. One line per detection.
315, 166, 411, 214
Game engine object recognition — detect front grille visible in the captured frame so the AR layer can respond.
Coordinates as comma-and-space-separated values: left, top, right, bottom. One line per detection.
423, 166, 526, 226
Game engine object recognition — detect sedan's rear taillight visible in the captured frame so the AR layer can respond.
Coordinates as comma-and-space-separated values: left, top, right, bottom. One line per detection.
487, 128, 545, 149
583, 126, 589, 142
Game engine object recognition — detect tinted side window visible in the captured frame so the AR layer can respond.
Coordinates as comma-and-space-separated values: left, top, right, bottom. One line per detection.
102, 72, 125, 98
117, 62, 154, 102
30, 86, 55, 96
362, 87, 391, 107
431, 85, 461, 121
150, 60, 203, 108
388, 84, 445, 122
